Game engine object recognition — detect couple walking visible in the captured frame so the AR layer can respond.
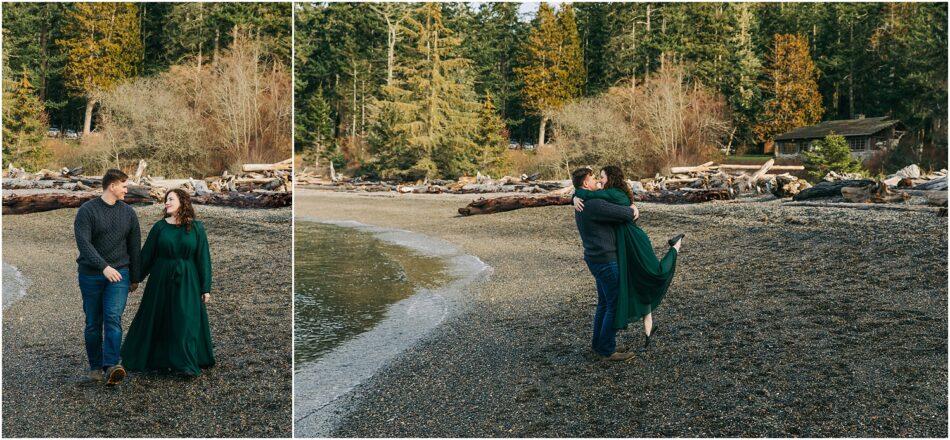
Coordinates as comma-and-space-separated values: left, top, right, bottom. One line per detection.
572, 165, 683, 361
74, 169, 215, 385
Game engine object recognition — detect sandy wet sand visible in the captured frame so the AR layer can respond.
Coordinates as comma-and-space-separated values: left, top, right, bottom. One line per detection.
2, 205, 292, 437
296, 189, 947, 437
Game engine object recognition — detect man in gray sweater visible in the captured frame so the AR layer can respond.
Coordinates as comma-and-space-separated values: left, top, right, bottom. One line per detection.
571, 167, 638, 361
74, 169, 141, 385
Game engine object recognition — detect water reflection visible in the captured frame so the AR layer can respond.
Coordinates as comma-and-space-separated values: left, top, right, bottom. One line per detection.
294, 222, 450, 367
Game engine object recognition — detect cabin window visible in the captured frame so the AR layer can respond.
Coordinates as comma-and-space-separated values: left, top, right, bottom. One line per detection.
847, 137, 868, 151
778, 142, 799, 155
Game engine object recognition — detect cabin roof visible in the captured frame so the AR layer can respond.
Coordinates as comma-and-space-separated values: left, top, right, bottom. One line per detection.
775, 117, 903, 141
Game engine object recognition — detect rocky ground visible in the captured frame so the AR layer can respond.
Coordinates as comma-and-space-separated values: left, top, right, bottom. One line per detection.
2, 205, 292, 437
297, 189, 947, 437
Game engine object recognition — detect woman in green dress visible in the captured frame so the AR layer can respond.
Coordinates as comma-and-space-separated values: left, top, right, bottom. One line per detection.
573, 165, 683, 348
121, 188, 215, 376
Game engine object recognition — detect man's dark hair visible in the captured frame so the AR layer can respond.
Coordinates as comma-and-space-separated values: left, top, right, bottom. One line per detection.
571, 167, 593, 189
102, 169, 129, 190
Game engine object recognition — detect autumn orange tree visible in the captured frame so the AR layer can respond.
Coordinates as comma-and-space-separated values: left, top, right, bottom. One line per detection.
58, 2, 142, 136
754, 34, 823, 151
516, 3, 584, 147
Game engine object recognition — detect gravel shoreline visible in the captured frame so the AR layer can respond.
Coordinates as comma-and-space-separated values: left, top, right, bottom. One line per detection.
2, 205, 292, 437
297, 189, 947, 437
293, 218, 492, 437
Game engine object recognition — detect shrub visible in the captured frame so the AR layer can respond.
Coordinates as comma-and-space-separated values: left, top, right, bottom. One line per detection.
550, 64, 731, 177
801, 134, 866, 182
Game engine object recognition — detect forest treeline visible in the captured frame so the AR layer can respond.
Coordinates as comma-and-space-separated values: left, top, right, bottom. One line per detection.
295, 2, 947, 180
2, 2, 291, 176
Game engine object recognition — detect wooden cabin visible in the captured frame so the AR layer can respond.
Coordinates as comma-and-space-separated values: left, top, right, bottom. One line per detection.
773, 116, 906, 159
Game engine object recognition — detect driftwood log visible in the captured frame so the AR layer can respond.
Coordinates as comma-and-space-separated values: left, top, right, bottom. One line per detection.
3, 189, 290, 215
458, 188, 734, 216
840, 182, 910, 204
458, 195, 572, 216
190, 191, 291, 208
2, 191, 152, 215
913, 177, 948, 191
792, 179, 876, 201
242, 158, 293, 172
634, 188, 734, 203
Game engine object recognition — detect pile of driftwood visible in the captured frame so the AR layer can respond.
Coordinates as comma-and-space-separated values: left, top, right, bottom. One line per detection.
646, 160, 815, 200
457, 160, 799, 216
296, 171, 567, 195
788, 165, 947, 211
3, 159, 292, 215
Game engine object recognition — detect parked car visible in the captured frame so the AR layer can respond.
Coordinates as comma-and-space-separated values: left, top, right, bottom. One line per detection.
64, 129, 80, 139
47, 127, 61, 138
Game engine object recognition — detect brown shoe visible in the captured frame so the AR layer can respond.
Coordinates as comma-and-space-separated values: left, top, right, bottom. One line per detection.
105, 365, 127, 385
88, 369, 104, 382
604, 351, 635, 361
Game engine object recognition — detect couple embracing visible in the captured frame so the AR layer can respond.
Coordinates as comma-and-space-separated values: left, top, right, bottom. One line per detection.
572, 165, 683, 361
74, 168, 215, 385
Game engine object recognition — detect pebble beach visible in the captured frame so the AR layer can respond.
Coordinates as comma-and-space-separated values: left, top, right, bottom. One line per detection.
296, 189, 947, 437
1, 205, 292, 438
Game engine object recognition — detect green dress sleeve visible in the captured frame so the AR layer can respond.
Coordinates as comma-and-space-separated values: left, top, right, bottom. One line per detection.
194, 221, 212, 294
575, 187, 631, 205
139, 221, 162, 280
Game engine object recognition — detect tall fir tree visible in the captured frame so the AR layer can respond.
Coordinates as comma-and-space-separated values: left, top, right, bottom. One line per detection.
295, 88, 335, 155
468, 3, 528, 140
3, 73, 50, 171
755, 34, 824, 150
517, 3, 584, 147
2, 3, 70, 128
473, 92, 510, 176
726, 3, 764, 152
58, 2, 142, 135
374, 3, 481, 179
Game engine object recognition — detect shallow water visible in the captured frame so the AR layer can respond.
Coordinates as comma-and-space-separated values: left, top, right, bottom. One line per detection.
293, 222, 451, 366
2, 262, 28, 309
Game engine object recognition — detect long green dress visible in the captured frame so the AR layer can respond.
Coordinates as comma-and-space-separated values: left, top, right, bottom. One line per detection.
121, 219, 215, 375
575, 188, 678, 330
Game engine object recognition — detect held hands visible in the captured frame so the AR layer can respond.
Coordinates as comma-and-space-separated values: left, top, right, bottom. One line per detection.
202, 293, 211, 304
573, 197, 585, 212
103, 266, 123, 283
630, 204, 640, 220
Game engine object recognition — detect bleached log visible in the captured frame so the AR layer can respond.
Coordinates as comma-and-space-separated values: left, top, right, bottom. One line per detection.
241, 158, 293, 172
720, 164, 804, 171
134, 159, 147, 182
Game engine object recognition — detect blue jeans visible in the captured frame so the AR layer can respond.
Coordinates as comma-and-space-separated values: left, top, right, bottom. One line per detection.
78, 267, 129, 370
585, 258, 620, 357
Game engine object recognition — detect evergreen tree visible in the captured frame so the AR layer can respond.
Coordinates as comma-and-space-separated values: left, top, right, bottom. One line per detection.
468, 3, 528, 139
58, 2, 142, 135
755, 34, 823, 150
295, 88, 334, 154
367, 100, 416, 179
473, 92, 510, 176
726, 3, 764, 152
575, 2, 613, 95
801, 134, 865, 182
377, 3, 481, 179
517, 3, 584, 147
3, 73, 50, 171
2, 3, 70, 128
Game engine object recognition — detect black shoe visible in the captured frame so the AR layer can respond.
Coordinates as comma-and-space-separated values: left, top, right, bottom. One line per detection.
668, 233, 685, 247
644, 326, 657, 349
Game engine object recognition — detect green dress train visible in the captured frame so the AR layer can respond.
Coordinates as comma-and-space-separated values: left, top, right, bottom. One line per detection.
121, 219, 215, 375
575, 188, 678, 330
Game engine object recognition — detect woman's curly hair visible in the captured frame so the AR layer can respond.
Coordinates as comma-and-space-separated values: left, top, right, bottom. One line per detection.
163, 188, 197, 232
601, 165, 633, 203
